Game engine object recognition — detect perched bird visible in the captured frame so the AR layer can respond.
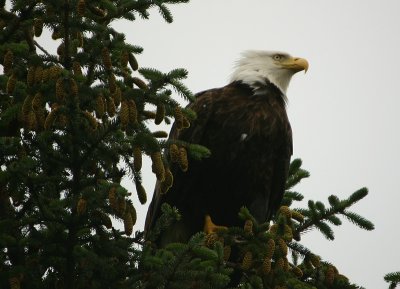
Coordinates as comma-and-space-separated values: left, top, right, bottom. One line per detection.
145, 50, 308, 246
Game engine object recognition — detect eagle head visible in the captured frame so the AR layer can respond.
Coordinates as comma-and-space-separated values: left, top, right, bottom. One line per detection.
230, 50, 309, 95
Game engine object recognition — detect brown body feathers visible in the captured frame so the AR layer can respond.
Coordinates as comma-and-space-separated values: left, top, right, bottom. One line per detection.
145, 81, 292, 245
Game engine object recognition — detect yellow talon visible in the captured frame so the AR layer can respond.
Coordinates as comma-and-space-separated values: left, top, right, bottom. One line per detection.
204, 215, 228, 234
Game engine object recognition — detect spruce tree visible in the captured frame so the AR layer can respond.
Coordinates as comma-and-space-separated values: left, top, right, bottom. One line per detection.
0, 1, 385, 289
0, 0, 202, 288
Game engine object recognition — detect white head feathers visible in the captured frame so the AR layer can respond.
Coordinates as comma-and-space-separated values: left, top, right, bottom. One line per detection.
230, 50, 308, 95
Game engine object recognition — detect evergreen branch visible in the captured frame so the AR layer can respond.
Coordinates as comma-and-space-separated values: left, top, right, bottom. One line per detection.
341, 211, 374, 230
80, 121, 120, 164
285, 168, 310, 190
281, 191, 304, 207
347, 187, 369, 206
294, 188, 373, 239
187, 144, 211, 160
139, 67, 165, 81
157, 4, 173, 23
288, 158, 303, 176
163, 245, 191, 289
0, 2, 36, 44
167, 68, 189, 80
315, 221, 334, 240
34, 40, 52, 58
169, 78, 194, 102
326, 215, 342, 226
384, 272, 400, 289
287, 241, 313, 259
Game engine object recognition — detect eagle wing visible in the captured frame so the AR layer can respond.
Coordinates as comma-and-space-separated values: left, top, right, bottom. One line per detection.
144, 88, 218, 236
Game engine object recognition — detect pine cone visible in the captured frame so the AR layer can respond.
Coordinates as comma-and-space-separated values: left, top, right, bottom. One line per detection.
56, 78, 64, 100
262, 257, 271, 274
132, 77, 148, 90
325, 266, 335, 285
152, 131, 168, 138
83, 111, 98, 130
77, 0, 85, 16
128, 53, 138, 71
120, 101, 129, 127
108, 187, 117, 210
292, 266, 303, 277
108, 74, 116, 93
9, 277, 20, 289
35, 108, 46, 129
277, 238, 288, 256
70, 79, 78, 97
73, 61, 82, 76
96, 95, 105, 118
76, 32, 84, 47
34, 66, 43, 83
22, 94, 34, 119
32, 92, 43, 111
130, 205, 137, 226
160, 169, 173, 194
151, 151, 165, 181
128, 99, 138, 124
283, 224, 293, 241
244, 219, 253, 234
3, 50, 13, 75
154, 104, 165, 125
42, 68, 50, 82
27, 66, 35, 86
77, 198, 87, 215
57, 43, 65, 56
25, 111, 37, 131
204, 233, 218, 247
6, 74, 16, 94
117, 197, 126, 216
266, 239, 275, 258
133, 146, 142, 172
174, 106, 184, 130
112, 87, 121, 106
291, 210, 304, 222
34, 18, 43, 37
223, 245, 231, 261
101, 47, 112, 70
241, 251, 253, 270
169, 144, 180, 163
275, 258, 284, 270
279, 206, 292, 219
49, 66, 62, 79
44, 107, 59, 130
121, 51, 129, 67
178, 147, 188, 172
124, 211, 133, 236
310, 254, 320, 267
136, 182, 147, 205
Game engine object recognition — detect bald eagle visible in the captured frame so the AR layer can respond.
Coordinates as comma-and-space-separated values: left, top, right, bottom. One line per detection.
145, 51, 308, 245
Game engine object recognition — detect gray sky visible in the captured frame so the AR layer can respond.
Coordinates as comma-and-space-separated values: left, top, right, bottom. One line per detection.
115, 1, 400, 288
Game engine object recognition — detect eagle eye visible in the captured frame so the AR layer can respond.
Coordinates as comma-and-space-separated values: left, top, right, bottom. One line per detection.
273, 54, 284, 61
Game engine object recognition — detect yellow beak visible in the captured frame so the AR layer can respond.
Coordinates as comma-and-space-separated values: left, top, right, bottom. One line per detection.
281, 57, 309, 73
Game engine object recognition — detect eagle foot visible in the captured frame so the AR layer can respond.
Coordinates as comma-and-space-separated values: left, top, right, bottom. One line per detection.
203, 215, 228, 234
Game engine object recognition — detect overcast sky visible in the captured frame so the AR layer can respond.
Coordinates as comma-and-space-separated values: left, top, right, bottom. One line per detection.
114, 1, 400, 288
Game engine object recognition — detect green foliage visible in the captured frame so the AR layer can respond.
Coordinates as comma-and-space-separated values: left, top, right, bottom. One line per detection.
141, 159, 374, 289
384, 271, 400, 289
0, 0, 199, 288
